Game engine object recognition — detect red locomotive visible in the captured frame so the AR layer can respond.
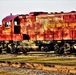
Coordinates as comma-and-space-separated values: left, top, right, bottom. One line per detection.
0, 11, 76, 54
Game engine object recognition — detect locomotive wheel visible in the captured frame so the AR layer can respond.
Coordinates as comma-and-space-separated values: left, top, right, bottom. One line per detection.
54, 44, 60, 54
64, 43, 71, 54
22, 47, 27, 54
59, 47, 64, 55
73, 43, 76, 50
0, 49, 2, 53
71, 43, 76, 53
6, 47, 11, 53
23, 51, 27, 54
54, 44, 64, 55
0, 46, 2, 53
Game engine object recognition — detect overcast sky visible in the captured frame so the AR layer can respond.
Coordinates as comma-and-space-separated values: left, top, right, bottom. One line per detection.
0, 0, 76, 24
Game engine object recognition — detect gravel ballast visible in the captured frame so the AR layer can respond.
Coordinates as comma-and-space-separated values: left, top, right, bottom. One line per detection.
0, 66, 72, 75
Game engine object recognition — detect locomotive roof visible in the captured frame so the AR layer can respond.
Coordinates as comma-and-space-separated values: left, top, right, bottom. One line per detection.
2, 15, 18, 22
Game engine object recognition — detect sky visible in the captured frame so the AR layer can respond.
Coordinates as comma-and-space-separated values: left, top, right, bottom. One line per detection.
0, 0, 76, 24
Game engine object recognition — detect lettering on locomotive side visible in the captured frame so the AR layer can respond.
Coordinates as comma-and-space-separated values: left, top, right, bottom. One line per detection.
44, 22, 76, 28
56, 23, 76, 27
69, 23, 76, 27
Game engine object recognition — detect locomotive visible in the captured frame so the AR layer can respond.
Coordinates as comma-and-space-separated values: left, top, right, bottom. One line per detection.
0, 11, 76, 54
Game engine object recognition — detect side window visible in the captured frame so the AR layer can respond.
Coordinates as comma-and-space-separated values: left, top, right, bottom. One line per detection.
14, 21, 17, 26
5, 22, 10, 28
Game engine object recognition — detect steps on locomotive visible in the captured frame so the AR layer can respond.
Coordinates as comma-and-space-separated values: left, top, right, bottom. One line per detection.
2, 49, 7, 54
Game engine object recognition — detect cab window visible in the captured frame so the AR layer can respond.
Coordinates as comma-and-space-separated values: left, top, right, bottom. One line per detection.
5, 22, 10, 28
14, 21, 17, 26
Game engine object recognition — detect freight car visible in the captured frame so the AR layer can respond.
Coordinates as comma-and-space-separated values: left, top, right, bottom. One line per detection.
0, 11, 76, 54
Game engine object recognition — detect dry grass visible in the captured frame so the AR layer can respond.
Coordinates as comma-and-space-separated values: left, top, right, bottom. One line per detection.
0, 54, 76, 65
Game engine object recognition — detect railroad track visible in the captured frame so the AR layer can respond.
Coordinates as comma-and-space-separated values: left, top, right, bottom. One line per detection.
26, 51, 76, 57
0, 61, 76, 74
